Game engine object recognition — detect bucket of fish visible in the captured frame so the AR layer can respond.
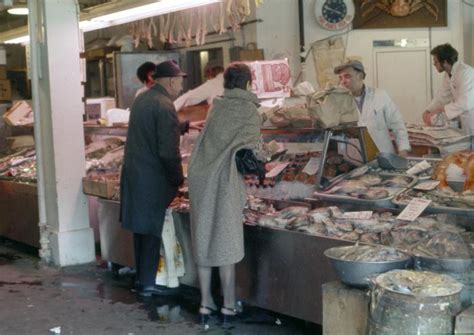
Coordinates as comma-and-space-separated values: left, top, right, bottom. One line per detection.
367, 270, 463, 335
324, 245, 412, 288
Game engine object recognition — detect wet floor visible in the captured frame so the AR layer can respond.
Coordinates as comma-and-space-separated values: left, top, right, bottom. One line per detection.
0, 238, 322, 335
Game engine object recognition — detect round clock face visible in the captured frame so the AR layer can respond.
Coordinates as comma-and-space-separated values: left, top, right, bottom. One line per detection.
315, 0, 355, 31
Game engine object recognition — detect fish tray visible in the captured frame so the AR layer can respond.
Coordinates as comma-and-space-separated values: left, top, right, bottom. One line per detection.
311, 173, 417, 208
366, 157, 440, 181
392, 189, 474, 217
324, 245, 412, 287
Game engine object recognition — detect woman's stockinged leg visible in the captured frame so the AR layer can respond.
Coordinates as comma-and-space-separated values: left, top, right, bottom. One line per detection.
219, 264, 236, 314
197, 265, 216, 312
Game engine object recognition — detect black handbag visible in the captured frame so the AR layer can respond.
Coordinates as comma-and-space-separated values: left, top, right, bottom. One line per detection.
235, 149, 266, 181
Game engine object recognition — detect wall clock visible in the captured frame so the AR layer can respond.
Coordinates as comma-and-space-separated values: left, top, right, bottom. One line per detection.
314, 0, 355, 30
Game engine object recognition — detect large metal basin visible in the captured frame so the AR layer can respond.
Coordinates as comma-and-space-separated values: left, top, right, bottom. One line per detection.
324, 245, 412, 288
415, 255, 473, 273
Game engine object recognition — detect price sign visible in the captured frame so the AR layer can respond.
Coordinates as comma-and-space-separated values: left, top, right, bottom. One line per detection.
414, 181, 440, 191
397, 198, 432, 221
302, 157, 320, 175
342, 211, 373, 220
406, 160, 431, 175
266, 162, 289, 178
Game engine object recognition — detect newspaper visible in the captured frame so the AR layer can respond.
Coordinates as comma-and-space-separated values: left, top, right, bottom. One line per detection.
406, 125, 472, 155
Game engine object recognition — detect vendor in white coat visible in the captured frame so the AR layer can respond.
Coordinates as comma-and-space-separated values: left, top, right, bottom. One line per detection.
173, 61, 224, 112
334, 60, 411, 156
422, 44, 474, 135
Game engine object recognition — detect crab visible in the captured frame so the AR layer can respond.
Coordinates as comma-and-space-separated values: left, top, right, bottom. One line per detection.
360, 0, 440, 21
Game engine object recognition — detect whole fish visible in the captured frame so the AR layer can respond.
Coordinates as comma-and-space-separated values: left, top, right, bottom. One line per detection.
357, 174, 383, 186
285, 215, 311, 230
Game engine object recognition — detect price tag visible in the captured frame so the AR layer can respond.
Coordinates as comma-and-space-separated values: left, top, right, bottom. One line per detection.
302, 157, 320, 175
342, 211, 373, 220
265, 162, 289, 178
397, 198, 432, 221
414, 181, 440, 191
406, 160, 431, 175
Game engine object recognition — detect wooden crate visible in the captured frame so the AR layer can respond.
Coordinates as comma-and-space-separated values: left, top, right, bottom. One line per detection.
0, 79, 11, 101
0, 65, 6, 79
82, 177, 119, 199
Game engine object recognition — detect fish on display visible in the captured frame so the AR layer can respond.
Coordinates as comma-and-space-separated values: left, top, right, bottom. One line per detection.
358, 174, 383, 186
326, 180, 368, 194
285, 215, 311, 230
334, 245, 408, 262
278, 206, 309, 219
381, 176, 411, 187
298, 221, 327, 235
359, 188, 390, 199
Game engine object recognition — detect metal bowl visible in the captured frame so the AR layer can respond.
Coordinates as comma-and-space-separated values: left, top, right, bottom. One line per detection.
415, 255, 473, 274
377, 152, 408, 170
324, 246, 412, 288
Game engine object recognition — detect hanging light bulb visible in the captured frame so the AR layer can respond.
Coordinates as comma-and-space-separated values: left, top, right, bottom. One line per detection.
7, 1, 28, 15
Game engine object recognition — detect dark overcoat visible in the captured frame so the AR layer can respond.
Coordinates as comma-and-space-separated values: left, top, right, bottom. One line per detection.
120, 83, 184, 237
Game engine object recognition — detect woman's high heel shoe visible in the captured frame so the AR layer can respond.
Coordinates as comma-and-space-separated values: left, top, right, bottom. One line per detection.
199, 305, 217, 327
220, 306, 239, 329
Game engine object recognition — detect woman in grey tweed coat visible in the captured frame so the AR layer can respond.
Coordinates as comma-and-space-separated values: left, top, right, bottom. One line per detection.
188, 63, 260, 321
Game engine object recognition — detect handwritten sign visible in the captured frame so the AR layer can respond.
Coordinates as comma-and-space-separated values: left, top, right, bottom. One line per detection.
302, 157, 320, 175
342, 211, 373, 220
406, 160, 431, 175
397, 198, 432, 221
414, 181, 440, 191
265, 162, 289, 178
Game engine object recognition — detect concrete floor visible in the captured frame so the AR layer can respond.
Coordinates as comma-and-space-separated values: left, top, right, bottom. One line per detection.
0, 239, 322, 335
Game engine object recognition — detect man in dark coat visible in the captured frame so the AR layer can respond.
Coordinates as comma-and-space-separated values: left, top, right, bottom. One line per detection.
120, 60, 186, 297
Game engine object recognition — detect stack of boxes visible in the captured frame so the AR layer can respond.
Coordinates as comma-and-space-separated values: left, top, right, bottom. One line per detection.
0, 47, 11, 101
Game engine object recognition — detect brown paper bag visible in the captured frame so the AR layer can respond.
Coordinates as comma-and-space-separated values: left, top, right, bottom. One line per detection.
307, 87, 358, 129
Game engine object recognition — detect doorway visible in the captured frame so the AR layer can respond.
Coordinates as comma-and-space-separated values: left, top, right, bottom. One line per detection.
373, 47, 431, 124
185, 48, 223, 91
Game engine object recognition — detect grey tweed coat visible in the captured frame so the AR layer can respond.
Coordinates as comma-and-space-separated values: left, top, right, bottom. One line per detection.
188, 88, 260, 266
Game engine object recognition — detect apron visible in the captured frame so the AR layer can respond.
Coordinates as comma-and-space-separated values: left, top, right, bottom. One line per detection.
155, 209, 185, 288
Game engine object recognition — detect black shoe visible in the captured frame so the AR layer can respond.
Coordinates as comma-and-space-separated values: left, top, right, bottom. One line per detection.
199, 305, 218, 325
220, 307, 239, 330
137, 285, 180, 297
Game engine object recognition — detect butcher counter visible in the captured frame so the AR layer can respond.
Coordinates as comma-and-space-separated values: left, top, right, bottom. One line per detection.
96, 198, 352, 325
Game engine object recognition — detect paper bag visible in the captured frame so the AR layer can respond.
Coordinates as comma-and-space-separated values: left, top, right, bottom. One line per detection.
307, 87, 358, 128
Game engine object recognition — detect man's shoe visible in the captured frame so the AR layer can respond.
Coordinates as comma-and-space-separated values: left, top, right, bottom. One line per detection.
137, 285, 180, 297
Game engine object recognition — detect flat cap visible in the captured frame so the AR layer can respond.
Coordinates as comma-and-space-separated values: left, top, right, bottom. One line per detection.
154, 60, 187, 78
334, 60, 365, 74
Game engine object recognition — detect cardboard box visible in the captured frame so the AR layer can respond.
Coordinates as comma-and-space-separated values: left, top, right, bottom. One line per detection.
82, 176, 119, 199
0, 79, 11, 101
0, 66, 6, 79
3, 100, 33, 126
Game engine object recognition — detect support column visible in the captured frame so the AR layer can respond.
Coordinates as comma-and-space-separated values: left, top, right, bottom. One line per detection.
29, 0, 94, 266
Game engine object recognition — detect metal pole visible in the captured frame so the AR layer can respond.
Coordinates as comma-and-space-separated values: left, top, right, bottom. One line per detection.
298, 0, 306, 82
28, 0, 51, 263
315, 129, 333, 190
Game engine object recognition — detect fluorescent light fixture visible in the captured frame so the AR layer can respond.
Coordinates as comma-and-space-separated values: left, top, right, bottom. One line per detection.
7, 6, 29, 15
4, 0, 221, 42
85, 0, 220, 31
4, 35, 29, 44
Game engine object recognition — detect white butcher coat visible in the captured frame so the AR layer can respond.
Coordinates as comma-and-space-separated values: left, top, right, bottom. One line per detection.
358, 86, 411, 154
173, 73, 224, 111
426, 62, 474, 135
